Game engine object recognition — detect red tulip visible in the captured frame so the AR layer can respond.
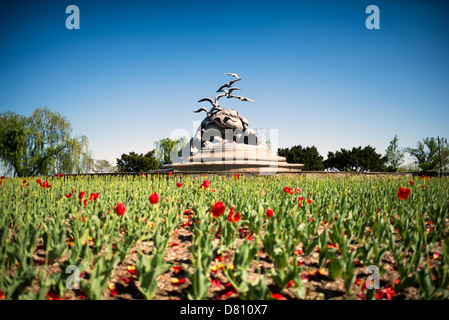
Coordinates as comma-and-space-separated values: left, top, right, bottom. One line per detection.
284, 186, 294, 194
65, 194, 72, 199
114, 203, 126, 216
202, 180, 210, 189
420, 175, 425, 179
267, 209, 274, 218
36, 179, 41, 184
397, 187, 410, 200
78, 191, 86, 200
89, 193, 99, 201
295, 187, 301, 193
307, 199, 313, 204
228, 206, 241, 223
57, 173, 63, 178
410, 180, 414, 186
211, 201, 226, 218
149, 193, 159, 204
176, 182, 183, 188
42, 181, 51, 188
232, 212, 241, 223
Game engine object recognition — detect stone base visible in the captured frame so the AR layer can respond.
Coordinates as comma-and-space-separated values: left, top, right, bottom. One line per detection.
165, 161, 303, 174
162, 143, 304, 174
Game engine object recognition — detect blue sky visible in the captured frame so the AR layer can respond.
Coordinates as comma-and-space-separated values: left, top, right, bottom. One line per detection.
1, 0, 448, 167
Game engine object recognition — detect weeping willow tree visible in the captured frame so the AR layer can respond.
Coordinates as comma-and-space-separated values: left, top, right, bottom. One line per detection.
54, 135, 94, 174
0, 107, 93, 176
153, 137, 187, 167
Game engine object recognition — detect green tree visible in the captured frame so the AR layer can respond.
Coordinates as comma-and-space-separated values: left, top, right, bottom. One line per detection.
407, 137, 449, 172
116, 151, 159, 172
385, 134, 404, 172
324, 146, 387, 172
93, 159, 117, 173
0, 111, 27, 176
407, 137, 439, 171
436, 136, 449, 174
55, 135, 93, 174
154, 137, 187, 166
278, 145, 324, 171
0, 107, 93, 177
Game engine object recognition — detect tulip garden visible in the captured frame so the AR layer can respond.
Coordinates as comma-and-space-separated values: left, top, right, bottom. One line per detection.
0, 173, 448, 300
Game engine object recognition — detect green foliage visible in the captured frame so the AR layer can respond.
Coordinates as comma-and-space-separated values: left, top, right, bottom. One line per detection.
0, 174, 448, 301
407, 137, 440, 171
154, 137, 187, 166
278, 145, 324, 171
0, 257, 36, 300
136, 228, 171, 300
93, 159, 116, 173
407, 137, 449, 173
116, 150, 159, 172
385, 135, 405, 172
324, 145, 387, 172
42, 219, 68, 264
0, 107, 93, 176
185, 228, 218, 300
0, 111, 27, 176
223, 239, 260, 296
80, 255, 120, 300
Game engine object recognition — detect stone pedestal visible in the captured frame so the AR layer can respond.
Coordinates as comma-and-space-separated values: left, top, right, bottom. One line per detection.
162, 143, 303, 174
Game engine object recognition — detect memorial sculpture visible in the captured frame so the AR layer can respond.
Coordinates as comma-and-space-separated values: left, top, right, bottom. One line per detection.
162, 73, 303, 174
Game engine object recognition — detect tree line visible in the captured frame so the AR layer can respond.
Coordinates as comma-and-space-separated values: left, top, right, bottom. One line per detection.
0, 107, 186, 176
1, 107, 448, 176
278, 135, 449, 173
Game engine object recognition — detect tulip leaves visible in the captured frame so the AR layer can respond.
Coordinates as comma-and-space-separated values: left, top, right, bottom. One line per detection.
80, 255, 120, 300
185, 228, 218, 300
0, 174, 448, 300
136, 228, 171, 300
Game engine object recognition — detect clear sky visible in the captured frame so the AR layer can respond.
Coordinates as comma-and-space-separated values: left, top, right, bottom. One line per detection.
1, 0, 448, 167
